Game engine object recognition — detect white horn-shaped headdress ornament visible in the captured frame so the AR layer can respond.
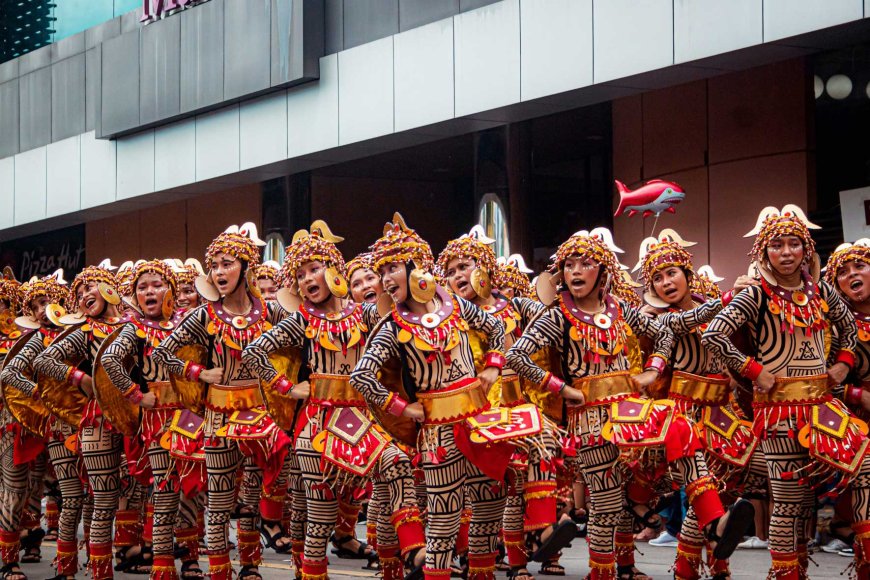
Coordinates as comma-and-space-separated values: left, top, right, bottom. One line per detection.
744, 205, 821, 237
632, 229, 697, 272
184, 258, 206, 275
504, 254, 533, 273
97, 258, 118, 271
463, 225, 496, 245
261, 260, 281, 270
48, 268, 68, 285
237, 222, 266, 246
619, 269, 642, 289
585, 227, 623, 254
696, 265, 724, 283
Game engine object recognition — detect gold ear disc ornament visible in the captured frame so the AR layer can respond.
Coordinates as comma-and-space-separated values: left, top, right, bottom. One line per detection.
325, 267, 349, 298
409, 268, 436, 303
98, 283, 121, 305
246, 269, 262, 300
470, 268, 492, 299
162, 291, 175, 320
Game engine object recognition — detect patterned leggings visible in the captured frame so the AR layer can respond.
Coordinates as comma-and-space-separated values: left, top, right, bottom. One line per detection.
0, 430, 32, 536
419, 424, 507, 571
79, 418, 123, 548
147, 441, 201, 557
46, 434, 89, 543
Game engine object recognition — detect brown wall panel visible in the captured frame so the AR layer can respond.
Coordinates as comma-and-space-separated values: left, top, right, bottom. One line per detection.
86, 214, 142, 265
185, 185, 262, 264
642, 80, 707, 178
140, 201, 187, 259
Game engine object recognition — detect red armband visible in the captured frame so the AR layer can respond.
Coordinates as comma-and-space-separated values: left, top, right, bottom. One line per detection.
68, 369, 85, 387
836, 350, 856, 370
540, 372, 565, 395
846, 385, 864, 406
740, 357, 764, 381
484, 351, 506, 370
644, 355, 667, 374
274, 376, 293, 396
124, 386, 144, 405
721, 289, 735, 306
384, 393, 409, 417
184, 362, 204, 382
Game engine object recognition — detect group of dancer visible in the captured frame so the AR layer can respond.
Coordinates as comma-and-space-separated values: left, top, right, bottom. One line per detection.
0, 204, 868, 580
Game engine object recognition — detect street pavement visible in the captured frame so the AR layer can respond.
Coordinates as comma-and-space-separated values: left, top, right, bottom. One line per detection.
15, 525, 852, 580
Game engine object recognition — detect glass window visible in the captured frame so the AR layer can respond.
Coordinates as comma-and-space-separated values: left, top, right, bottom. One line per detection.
478, 194, 509, 258
54, 0, 140, 42
263, 232, 286, 265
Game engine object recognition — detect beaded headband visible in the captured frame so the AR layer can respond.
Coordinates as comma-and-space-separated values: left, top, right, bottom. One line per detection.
437, 225, 497, 277
552, 227, 622, 284
205, 222, 265, 270
745, 205, 820, 264
346, 253, 375, 281
371, 212, 434, 273
636, 229, 696, 288
825, 240, 870, 286
494, 254, 533, 298
21, 270, 67, 315
281, 220, 346, 284
69, 263, 117, 307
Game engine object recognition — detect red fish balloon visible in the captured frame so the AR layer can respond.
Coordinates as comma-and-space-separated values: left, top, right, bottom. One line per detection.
613, 179, 685, 218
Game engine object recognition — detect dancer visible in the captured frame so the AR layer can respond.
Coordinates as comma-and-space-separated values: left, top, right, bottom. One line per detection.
506, 228, 751, 580
702, 205, 870, 579
351, 213, 509, 580
152, 224, 289, 580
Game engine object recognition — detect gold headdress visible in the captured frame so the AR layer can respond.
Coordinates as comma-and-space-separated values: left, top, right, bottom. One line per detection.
825, 239, 870, 287
635, 229, 696, 286
692, 265, 724, 300
68, 259, 120, 310
205, 222, 265, 270
537, 228, 623, 306
21, 270, 68, 315
116, 261, 139, 297
254, 261, 282, 284
0, 268, 21, 313
494, 254, 534, 299
745, 205, 821, 282
612, 269, 643, 308
175, 259, 204, 286
370, 213, 436, 303
281, 220, 347, 298
346, 253, 375, 281
125, 259, 178, 320
437, 225, 498, 299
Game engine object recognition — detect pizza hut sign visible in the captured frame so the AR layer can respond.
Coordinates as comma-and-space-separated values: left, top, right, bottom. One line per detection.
141, 0, 212, 23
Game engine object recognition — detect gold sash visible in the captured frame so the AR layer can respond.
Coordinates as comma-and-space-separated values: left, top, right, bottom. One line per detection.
571, 371, 634, 406
500, 375, 524, 406
206, 382, 263, 411
669, 371, 730, 404
756, 374, 829, 403
417, 378, 488, 425
310, 374, 366, 406
149, 382, 180, 409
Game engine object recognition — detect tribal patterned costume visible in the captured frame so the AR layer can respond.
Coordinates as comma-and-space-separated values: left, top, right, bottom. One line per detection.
99, 260, 204, 580
33, 265, 133, 580
151, 224, 290, 580
350, 214, 509, 580
244, 221, 426, 580
702, 206, 870, 580
0, 273, 69, 579
637, 232, 766, 580
506, 228, 735, 580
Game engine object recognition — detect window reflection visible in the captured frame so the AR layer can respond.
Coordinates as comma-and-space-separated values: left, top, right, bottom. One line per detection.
478, 194, 509, 258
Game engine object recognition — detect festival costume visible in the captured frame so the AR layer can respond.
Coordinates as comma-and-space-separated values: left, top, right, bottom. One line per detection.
244, 221, 425, 580
33, 265, 136, 580
506, 228, 735, 579
637, 232, 766, 580
438, 230, 572, 573
350, 214, 509, 580
98, 260, 205, 580
152, 224, 291, 580
0, 274, 66, 576
702, 206, 870, 579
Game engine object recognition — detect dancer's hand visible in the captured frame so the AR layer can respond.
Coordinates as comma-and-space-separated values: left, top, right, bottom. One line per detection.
199, 368, 223, 384
631, 370, 659, 394
754, 370, 775, 394
290, 381, 310, 400
640, 304, 665, 317
477, 367, 499, 392
140, 392, 157, 409
560, 386, 585, 405
732, 275, 759, 292
403, 402, 425, 423
827, 362, 849, 385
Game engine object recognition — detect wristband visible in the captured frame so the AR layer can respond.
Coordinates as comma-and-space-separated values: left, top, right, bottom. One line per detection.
68, 369, 85, 387
836, 350, 856, 370
484, 351, 506, 370
275, 376, 293, 396
184, 362, 204, 382
541, 372, 565, 395
721, 289, 735, 307
741, 358, 764, 381
846, 385, 864, 406
644, 355, 667, 374
384, 393, 409, 417
124, 387, 144, 405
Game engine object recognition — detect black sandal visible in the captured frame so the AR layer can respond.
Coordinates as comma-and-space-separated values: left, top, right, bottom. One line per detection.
625, 499, 662, 533
181, 560, 205, 579
330, 533, 376, 561
19, 529, 44, 553
707, 498, 755, 560
0, 563, 26, 580
616, 565, 651, 580
19, 546, 40, 564
115, 545, 152, 574
538, 559, 565, 576
405, 547, 424, 580
361, 559, 380, 571
528, 520, 577, 563
259, 520, 292, 554
509, 567, 535, 580
239, 565, 263, 580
